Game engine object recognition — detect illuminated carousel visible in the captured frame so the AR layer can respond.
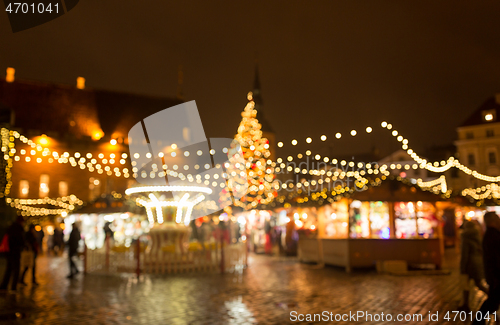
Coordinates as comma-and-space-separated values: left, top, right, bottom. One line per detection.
125, 185, 213, 255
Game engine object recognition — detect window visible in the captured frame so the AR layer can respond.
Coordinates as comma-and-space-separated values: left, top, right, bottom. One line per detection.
466, 132, 474, 139
59, 181, 68, 196
468, 154, 476, 166
489, 152, 497, 165
39, 174, 49, 197
487, 129, 494, 137
19, 180, 29, 198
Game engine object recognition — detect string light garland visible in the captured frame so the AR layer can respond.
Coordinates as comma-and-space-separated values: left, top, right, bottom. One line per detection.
5, 195, 83, 217
5, 129, 131, 179
273, 121, 500, 187
462, 183, 500, 200
267, 175, 446, 209
3, 115, 499, 209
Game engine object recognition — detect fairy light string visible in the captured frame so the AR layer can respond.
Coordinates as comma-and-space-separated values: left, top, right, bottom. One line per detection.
2, 116, 498, 207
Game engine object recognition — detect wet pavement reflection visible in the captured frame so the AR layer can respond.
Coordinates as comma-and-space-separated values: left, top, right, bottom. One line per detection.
0, 250, 485, 324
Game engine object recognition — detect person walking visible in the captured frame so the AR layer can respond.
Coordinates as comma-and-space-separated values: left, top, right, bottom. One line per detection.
35, 227, 44, 255
67, 223, 81, 279
19, 224, 39, 286
103, 222, 114, 241
458, 221, 488, 311
0, 216, 26, 292
52, 225, 64, 255
472, 212, 500, 325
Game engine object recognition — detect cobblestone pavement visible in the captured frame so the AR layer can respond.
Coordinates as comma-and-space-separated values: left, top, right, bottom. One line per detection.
0, 249, 489, 324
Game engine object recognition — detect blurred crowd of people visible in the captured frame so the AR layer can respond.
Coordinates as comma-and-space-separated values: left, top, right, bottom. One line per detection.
0, 217, 82, 292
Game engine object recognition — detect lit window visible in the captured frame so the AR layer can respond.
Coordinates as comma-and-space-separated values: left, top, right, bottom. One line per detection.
19, 180, 29, 198
39, 174, 49, 197
485, 114, 493, 121
59, 181, 68, 196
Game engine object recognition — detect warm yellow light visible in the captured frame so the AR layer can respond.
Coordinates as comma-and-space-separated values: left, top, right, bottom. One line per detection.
366, 127, 372, 133
38, 135, 49, 146
350, 130, 357, 136
320, 135, 327, 141
110, 139, 117, 145
485, 113, 493, 121
335, 133, 341, 139
278, 142, 283, 147
171, 144, 177, 149
306, 137, 312, 143
6, 67, 15, 83
381, 121, 387, 128
92, 131, 103, 141
76, 77, 85, 89
291, 139, 297, 146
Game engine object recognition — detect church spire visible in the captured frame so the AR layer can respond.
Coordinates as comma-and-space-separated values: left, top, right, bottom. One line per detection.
249, 64, 273, 133
252, 64, 263, 107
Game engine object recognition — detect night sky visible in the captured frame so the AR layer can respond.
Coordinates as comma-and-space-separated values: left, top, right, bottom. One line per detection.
2, 1, 500, 160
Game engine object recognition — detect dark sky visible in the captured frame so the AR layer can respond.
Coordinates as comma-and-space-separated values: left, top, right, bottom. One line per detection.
2, 1, 500, 159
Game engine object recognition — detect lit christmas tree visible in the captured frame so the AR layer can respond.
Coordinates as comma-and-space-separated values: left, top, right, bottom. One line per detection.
221, 92, 276, 209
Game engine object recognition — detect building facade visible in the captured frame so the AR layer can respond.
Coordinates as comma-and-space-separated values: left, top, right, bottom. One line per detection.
0, 69, 182, 216
455, 94, 500, 189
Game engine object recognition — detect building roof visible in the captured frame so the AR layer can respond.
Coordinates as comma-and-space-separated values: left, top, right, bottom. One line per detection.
350, 178, 446, 202
460, 95, 500, 127
0, 77, 182, 141
72, 195, 143, 215
93, 89, 183, 140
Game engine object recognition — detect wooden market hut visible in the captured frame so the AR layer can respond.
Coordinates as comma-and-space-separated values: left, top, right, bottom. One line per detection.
298, 178, 463, 272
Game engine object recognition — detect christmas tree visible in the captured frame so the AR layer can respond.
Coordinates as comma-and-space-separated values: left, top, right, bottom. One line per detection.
221, 92, 276, 209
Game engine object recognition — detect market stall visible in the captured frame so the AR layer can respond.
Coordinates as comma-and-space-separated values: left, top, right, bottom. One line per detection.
297, 179, 461, 272
65, 195, 148, 250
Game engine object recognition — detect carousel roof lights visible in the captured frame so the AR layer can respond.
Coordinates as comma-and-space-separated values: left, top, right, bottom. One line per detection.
175, 193, 190, 223
125, 185, 212, 195
145, 207, 155, 224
